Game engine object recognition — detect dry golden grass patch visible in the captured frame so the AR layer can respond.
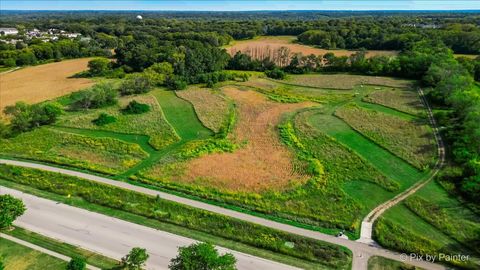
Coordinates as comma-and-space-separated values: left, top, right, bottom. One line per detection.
225, 36, 397, 61
0, 58, 94, 112
363, 88, 424, 115
176, 86, 231, 133
180, 86, 315, 192
287, 74, 413, 89
335, 104, 436, 169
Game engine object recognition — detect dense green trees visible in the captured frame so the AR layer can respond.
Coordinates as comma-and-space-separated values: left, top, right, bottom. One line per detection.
169, 243, 236, 270
3, 102, 62, 134
0, 195, 26, 229
87, 57, 111, 76
70, 83, 117, 110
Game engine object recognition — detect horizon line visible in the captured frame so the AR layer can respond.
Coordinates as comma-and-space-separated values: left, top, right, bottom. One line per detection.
3, 9, 480, 12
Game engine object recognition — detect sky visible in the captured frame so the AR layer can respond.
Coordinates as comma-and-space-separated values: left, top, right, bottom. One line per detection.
1, 1, 479, 11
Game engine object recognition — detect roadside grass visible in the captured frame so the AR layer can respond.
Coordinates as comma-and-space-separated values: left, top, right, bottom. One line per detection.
176, 85, 232, 133
367, 256, 422, 270
363, 88, 424, 116
58, 94, 180, 150
283, 74, 413, 90
0, 127, 148, 175
0, 237, 67, 270
4, 227, 119, 269
374, 182, 480, 269
0, 165, 352, 270
335, 103, 436, 170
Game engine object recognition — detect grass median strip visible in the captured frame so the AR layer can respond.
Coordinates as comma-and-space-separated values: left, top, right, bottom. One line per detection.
0, 164, 352, 270
3, 227, 119, 269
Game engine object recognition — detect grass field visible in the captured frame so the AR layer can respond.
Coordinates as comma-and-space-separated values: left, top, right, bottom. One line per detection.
363, 88, 424, 116
0, 237, 67, 270
335, 103, 436, 169
368, 256, 421, 270
0, 127, 148, 174
374, 181, 480, 269
176, 86, 232, 133
284, 74, 413, 89
58, 94, 180, 150
5, 227, 119, 269
224, 36, 397, 62
0, 58, 93, 113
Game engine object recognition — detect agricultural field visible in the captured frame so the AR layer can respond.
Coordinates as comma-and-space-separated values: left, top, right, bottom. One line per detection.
374, 180, 480, 269
335, 104, 436, 169
363, 88, 424, 116
0, 237, 67, 270
224, 36, 397, 65
176, 86, 232, 133
0, 58, 94, 113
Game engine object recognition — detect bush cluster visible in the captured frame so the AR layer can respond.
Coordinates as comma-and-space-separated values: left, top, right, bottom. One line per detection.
122, 100, 150, 115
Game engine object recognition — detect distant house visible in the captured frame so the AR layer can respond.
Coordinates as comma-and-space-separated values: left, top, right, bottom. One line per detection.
0, 28, 19, 36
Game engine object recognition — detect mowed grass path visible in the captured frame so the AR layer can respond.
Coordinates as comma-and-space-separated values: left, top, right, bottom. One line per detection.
305, 110, 427, 212
0, 238, 67, 270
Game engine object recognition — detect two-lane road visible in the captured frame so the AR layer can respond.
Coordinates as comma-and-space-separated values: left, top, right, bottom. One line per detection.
0, 186, 299, 270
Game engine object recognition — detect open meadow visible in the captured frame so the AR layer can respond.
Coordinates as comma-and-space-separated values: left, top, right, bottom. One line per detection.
0, 58, 94, 113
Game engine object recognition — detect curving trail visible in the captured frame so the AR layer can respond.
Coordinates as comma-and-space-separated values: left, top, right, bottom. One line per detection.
358, 88, 446, 245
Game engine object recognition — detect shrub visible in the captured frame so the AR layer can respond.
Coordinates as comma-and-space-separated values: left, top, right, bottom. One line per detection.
3, 102, 63, 134
265, 68, 286, 80
166, 77, 188, 90
120, 73, 154, 95
87, 58, 111, 76
92, 113, 116, 126
70, 84, 117, 110
122, 100, 150, 115
66, 257, 86, 270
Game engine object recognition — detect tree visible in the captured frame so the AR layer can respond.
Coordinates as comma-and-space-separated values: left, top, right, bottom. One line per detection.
169, 242, 236, 270
70, 83, 117, 110
0, 195, 26, 230
66, 257, 86, 270
119, 74, 154, 95
87, 58, 111, 76
121, 247, 149, 270
122, 100, 150, 114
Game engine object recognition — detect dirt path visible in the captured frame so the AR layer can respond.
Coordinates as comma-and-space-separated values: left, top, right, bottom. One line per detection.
358, 87, 446, 244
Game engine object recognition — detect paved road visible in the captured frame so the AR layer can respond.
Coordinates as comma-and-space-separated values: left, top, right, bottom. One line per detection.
0, 186, 299, 270
0, 159, 447, 270
358, 87, 446, 245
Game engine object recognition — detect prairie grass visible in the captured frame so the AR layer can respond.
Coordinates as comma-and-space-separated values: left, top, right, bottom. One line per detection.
58, 94, 180, 150
374, 181, 480, 269
335, 103, 436, 169
285, 74, 413, 90
176, 86, 231, 133
0, 237, 67, 270
363, 88, 424, 116
368, 256, 419, 270
0, 127, 148, 174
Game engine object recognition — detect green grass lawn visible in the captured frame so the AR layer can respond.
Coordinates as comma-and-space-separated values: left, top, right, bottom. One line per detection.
0, 237, 67, 270
4, 227, 119, 269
